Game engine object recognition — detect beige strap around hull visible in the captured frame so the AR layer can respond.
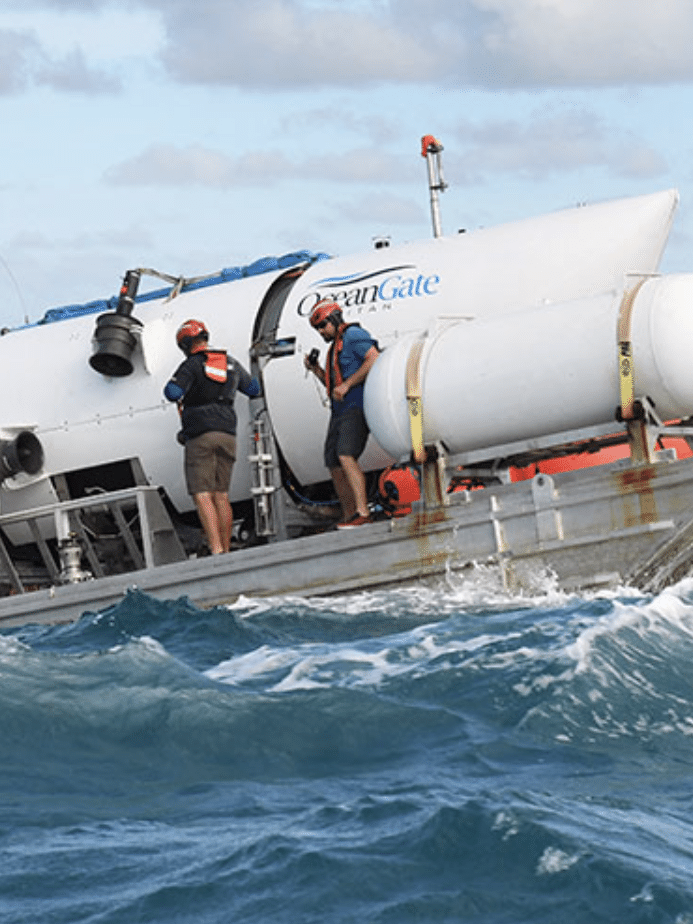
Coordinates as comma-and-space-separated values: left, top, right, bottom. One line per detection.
616, 278, 647, 420
405, 337, 426, 464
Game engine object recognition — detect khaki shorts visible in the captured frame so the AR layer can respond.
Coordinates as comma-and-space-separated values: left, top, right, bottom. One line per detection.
184, 431, 237, 495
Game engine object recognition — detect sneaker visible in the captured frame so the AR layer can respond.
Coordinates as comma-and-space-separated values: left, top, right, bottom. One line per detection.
337, 512, 373, 529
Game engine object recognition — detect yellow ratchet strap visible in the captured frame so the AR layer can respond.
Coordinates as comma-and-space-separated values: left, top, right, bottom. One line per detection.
616, 278, 646, 420
406, 338, 426, 464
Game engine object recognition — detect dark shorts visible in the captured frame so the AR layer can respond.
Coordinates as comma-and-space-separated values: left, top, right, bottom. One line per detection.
184, 431, 237, 495
324, 407, 370, 469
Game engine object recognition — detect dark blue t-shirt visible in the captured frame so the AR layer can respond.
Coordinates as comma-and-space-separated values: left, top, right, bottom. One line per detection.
330, 325, 378, 415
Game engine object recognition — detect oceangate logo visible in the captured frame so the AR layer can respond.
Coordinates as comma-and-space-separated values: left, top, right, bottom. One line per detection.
296, 265, 440, 316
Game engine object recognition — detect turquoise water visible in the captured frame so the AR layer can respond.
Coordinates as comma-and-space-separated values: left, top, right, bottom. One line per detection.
2, 575, 693, 923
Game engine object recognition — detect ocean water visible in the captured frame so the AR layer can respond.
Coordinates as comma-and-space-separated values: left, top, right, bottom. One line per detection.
2, 572, 693, 923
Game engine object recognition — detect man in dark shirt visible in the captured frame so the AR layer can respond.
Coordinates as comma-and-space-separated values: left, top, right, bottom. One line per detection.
164, 319, 260, 554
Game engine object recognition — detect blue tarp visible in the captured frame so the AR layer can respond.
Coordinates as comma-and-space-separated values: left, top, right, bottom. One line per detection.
37, 250, 330, 326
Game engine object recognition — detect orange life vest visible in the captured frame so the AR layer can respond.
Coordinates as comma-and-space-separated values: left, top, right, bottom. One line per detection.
325, 324, 349, 398
325, 323, 364, 398
203, 350, 228, 383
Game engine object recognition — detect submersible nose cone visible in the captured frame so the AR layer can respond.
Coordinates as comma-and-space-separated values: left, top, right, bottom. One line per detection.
89, 313, 143, 377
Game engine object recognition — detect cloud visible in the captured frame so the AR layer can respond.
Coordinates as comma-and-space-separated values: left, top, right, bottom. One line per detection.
0, 26, 120, 94
104, 102, 667, 192
462, 0, 693, 86
153, 0, 434, 88
146, 0, 693, 89
37, 47, 120, 92
7, 0, 693, 90
450, 108, 668, 181
104, 142, 410, 187
0, 29, 42, 93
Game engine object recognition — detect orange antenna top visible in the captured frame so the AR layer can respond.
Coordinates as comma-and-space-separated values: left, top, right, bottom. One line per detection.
420, 135, 447, 237
421, 135, 443, 157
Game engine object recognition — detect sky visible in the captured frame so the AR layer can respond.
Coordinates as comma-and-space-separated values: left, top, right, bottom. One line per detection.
1, 0, 693, 328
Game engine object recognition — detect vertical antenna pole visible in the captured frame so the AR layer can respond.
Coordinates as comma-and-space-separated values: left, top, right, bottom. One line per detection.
421, 135, 447, 238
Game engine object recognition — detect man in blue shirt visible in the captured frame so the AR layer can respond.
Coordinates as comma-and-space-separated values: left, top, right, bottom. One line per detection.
304, 301, 379, 528
164, 319, 260, 554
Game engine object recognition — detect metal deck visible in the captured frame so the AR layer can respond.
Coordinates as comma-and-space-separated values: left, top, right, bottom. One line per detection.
2, 452, 693, 630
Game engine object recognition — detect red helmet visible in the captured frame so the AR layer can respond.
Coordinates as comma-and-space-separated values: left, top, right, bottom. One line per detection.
310, 300, 342, 329
176, 319, 208, 354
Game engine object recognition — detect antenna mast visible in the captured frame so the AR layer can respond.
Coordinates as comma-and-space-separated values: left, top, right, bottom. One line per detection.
421, 135, 447, 238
